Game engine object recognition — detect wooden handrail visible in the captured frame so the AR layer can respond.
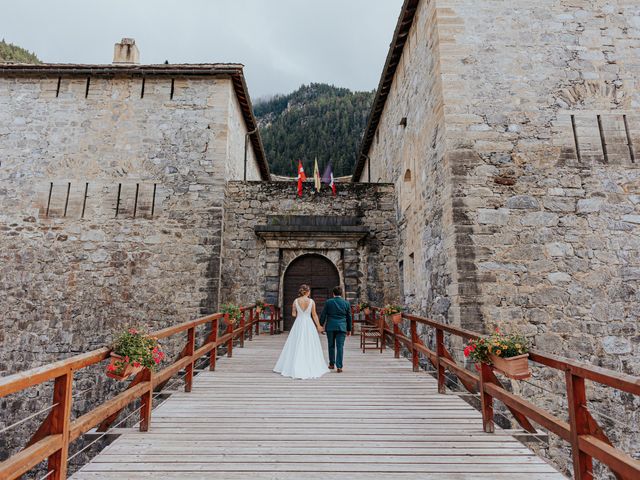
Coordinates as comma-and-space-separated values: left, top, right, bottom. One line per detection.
363, 306, 640, 480
0, 303, 282, 480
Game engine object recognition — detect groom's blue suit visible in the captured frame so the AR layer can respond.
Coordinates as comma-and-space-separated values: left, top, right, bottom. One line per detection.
320, 296, 352, 369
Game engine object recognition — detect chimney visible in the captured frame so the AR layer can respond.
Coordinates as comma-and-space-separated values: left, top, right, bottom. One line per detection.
113, 38, 140, 64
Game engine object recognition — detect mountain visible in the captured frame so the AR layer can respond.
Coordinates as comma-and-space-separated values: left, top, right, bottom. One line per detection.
0, 39, 41, 63
254, 83, 375, 178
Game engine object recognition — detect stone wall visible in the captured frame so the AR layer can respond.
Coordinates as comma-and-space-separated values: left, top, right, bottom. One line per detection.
221, 181, 400, 309
359, 0, 640, 476
365, 0, 453, 327
0, 74, 261, 472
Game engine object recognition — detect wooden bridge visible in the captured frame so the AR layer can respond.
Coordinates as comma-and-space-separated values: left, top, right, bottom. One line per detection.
1, 305, 639, 480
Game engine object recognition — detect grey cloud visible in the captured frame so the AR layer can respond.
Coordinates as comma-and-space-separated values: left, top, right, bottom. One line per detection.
1, 0, 403, 98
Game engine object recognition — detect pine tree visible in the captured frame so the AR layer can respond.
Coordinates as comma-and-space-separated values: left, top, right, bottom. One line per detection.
255, 83, 375, 177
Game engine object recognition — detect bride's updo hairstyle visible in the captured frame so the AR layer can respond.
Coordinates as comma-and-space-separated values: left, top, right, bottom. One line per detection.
298, 284, 311, 297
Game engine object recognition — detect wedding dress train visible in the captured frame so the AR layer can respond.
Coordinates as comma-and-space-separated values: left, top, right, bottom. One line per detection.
274, 298, 329, 379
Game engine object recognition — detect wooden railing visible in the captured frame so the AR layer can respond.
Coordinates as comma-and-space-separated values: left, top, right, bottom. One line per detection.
0, 303, 281, 480
358, 306, 640, 480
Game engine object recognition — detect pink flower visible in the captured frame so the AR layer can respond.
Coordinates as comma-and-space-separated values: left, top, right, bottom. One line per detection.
124, 356, 130, 363
129, 328, 138, 334
154, 357, 161, 364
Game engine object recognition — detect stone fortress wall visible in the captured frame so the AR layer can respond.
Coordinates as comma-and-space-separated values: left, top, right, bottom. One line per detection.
221, 181, 400, 309
0, 69, 264, 468
358, 0, 640, 475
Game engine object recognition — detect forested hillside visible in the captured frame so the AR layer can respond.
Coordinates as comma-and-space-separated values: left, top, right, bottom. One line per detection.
255, 84, 374, 177
0, 40, 41, 63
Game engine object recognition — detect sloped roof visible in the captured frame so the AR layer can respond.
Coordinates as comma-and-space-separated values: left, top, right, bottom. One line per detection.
0, 63, 270, 180
352, 0, 419, 182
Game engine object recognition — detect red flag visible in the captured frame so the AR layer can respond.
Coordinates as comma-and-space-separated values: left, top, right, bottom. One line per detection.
296, 160, 307, 197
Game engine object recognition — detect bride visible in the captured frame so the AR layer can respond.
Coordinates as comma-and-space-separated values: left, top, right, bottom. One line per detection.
274, 284, 329, 379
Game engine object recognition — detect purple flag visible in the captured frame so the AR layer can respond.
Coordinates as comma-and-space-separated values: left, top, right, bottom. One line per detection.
321, 163, 333, 184
322, 163, 336, 196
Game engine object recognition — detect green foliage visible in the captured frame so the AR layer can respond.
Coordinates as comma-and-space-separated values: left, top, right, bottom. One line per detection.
0, 40, 41, 63
221, 303, 242, 322
464, 329, 530, 363
357, 302, 370, 311
255, 83, 374, 177
381, 304, 403, 315
110, 327, 164, 373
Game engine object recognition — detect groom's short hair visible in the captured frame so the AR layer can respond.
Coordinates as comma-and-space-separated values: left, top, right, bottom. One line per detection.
332, 286, 342, 296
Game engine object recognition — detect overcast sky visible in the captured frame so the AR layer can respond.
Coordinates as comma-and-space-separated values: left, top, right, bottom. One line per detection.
2, 0, 403, 99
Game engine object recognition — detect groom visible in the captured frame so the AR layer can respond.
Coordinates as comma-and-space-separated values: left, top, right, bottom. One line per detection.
320, 286, 352, 373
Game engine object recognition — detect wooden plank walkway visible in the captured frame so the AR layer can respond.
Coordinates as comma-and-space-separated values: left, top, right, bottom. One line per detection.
72, 333, 564, 480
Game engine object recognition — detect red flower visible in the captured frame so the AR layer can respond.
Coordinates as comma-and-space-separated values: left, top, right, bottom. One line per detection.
128, 328, 138, 334
124, 356, 130, 363
107, 364, 116, 372
154, 357, 161, 364
133, 361, 141, 368
464, 346, 471, 357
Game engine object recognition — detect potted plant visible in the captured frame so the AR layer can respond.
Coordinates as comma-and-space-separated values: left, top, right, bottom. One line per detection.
382, 304, 403, 324
221, 303, 242, 326
464, 328, 531, 380
358, 302, 370, 315
106, 327, 165, 381
255, 299, 265, 314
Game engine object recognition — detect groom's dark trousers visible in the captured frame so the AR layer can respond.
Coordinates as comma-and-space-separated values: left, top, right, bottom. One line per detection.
326, 331, 346, 369
320, 296, 352, 370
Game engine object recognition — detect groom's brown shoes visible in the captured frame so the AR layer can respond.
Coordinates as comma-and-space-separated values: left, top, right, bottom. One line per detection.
337, 368, 343, 373
328, 364, 335, 369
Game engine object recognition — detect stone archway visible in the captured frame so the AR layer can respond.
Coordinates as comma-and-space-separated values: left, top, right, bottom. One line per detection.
282, 254, 340, 331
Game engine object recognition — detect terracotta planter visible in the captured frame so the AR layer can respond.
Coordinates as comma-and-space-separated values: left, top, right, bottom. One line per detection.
106, 353, 143, 381
489, 353, 531, 380
387, 313, 402, 325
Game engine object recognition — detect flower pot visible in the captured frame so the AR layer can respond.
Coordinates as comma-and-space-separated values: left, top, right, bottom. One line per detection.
106, 353, 143, 381
489, 353, 531, 380
387, 313, 402, 325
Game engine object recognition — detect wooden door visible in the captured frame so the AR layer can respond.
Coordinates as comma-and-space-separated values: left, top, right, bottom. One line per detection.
283, 254, 340, 331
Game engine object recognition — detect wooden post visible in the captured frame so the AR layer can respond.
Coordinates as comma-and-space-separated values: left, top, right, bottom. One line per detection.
185, 327, 195, 393
226, 314, 233, 357
393, 321, 400, 358
278, 307, 282, 332
240, 310, 246, 348
48, 371, 73, 480
139, 368, 153, 432
248, 309, 254, 341
255, 309, 260, 336
479, 362, 495, 433
436, 328, 445, 394
410, 319, 419, 372
566, 371, 593, 480
269, 306, 275, 335
209, 317, 218, 371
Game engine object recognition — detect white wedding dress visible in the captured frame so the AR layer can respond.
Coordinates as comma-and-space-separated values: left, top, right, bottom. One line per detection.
274, 298, 329, 379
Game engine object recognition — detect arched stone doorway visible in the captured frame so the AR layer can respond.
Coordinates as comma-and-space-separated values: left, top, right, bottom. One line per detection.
282, 254, 340, 331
